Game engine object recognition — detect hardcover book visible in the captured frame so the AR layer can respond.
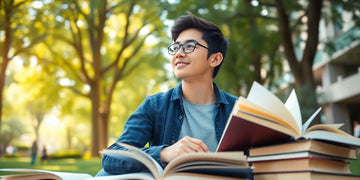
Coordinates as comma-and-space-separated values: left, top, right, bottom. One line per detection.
248, 140, 357, 160
216, 81, 360, 152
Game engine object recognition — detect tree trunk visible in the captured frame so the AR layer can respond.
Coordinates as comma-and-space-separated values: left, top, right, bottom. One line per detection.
275, 0, 302, 81
66, 126, 72, 149
276, 0, 323, 122
98, 111, 109, 153
90, 84, 100, 157
299, 0, 322, 90
0, 2, 13, 140
0, 59, 7, 141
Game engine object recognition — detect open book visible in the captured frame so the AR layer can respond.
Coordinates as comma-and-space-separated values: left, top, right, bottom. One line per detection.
89, 143, 252, 180
0, 168, 93, 180
216, 81, 360, 152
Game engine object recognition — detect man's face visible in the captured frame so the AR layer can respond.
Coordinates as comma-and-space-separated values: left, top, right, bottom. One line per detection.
170, 28, 213, 81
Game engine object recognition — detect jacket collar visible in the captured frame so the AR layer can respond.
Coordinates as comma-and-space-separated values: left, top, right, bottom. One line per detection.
170, 82, 230, 105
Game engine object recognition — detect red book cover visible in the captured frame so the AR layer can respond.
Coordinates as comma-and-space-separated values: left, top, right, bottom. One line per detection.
216, 115, 292, 153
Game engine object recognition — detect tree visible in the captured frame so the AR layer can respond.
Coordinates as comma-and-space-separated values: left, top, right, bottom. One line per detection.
272, 0, 322, 119
9, 65, 62, 143
43, 0, 167, 156
0, 118, 26, 150
261, 0, 359, 120
0, 0, 47, 139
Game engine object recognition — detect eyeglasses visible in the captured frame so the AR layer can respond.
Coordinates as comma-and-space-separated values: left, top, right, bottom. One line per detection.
167, 40, 211, 55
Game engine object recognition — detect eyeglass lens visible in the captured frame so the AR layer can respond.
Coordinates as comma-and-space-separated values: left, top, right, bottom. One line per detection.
168, 41, 197, 55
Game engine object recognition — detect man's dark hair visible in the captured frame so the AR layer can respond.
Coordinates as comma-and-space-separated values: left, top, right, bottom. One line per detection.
171, 12, 228, 78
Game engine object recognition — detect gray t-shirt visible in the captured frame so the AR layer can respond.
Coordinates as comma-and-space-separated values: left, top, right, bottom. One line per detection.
178, 97, 218, 152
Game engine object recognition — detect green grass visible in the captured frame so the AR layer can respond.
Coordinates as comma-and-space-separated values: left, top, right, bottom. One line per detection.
350, 150, 360, 175
0, 157, 102, 177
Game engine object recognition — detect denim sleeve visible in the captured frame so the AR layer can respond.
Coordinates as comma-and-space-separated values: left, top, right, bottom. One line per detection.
102, 96, 168, 174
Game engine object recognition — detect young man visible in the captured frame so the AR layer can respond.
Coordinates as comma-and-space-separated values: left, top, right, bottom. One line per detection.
97, 13, 237, 176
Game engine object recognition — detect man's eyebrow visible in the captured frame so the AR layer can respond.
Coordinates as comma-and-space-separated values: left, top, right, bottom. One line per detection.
174, 39, 196, 44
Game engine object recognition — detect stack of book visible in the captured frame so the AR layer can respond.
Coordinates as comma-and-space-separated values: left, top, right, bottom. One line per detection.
215, 81, 360, 179
248, 140, 360, 180
216, 81, 360, 153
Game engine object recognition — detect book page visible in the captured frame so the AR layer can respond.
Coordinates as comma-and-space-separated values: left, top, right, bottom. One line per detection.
237, 97, 299, 136
163, 152, 251, 179
304, 124, 345, 136
45, 171, 93, 180
164, 151, 247, 175
247, 81, 298, 135
86, 172, 154, 180
101, 143, 163, 180
301, 107, 322, 134
303, 124, 360, 148
303, 130, 360, 148
164, 172, 249, 180
0, 168, 93, 180
117, 142, 164, 174
284, 89, 302, 132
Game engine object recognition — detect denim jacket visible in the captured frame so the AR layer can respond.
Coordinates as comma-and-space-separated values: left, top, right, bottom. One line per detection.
102, 82, 237, 174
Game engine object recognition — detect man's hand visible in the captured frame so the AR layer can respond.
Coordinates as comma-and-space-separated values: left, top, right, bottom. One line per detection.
160, 136, 209, 163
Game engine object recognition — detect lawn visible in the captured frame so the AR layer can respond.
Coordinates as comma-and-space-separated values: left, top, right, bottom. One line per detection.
350, 150, 360, 175
0, 157, 102, 177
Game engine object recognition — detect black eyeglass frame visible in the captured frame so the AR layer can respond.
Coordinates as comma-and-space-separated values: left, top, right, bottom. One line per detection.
167, 40, 211, 55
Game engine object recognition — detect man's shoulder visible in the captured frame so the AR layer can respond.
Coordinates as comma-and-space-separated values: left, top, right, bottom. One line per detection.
146, 86, 179, 101
216, 88, 237, 105
221, 90, 237, 100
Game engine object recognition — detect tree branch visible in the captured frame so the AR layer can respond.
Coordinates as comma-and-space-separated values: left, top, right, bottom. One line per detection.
102, 1, 136, 74
275, 0, 301, 79
301, 0, 322, 67
10, 33, 48, 59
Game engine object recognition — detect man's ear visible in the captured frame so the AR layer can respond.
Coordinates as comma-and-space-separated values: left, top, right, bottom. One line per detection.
210, 52, 223, 67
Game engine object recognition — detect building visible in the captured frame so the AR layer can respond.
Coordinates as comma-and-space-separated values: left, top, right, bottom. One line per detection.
314, 7, 360, 134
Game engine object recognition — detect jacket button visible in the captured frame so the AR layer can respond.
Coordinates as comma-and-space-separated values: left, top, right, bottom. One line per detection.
178, 115, 183, 120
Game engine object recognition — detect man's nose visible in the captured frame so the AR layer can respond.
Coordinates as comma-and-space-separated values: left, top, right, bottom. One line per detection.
175, 45, 186, 57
